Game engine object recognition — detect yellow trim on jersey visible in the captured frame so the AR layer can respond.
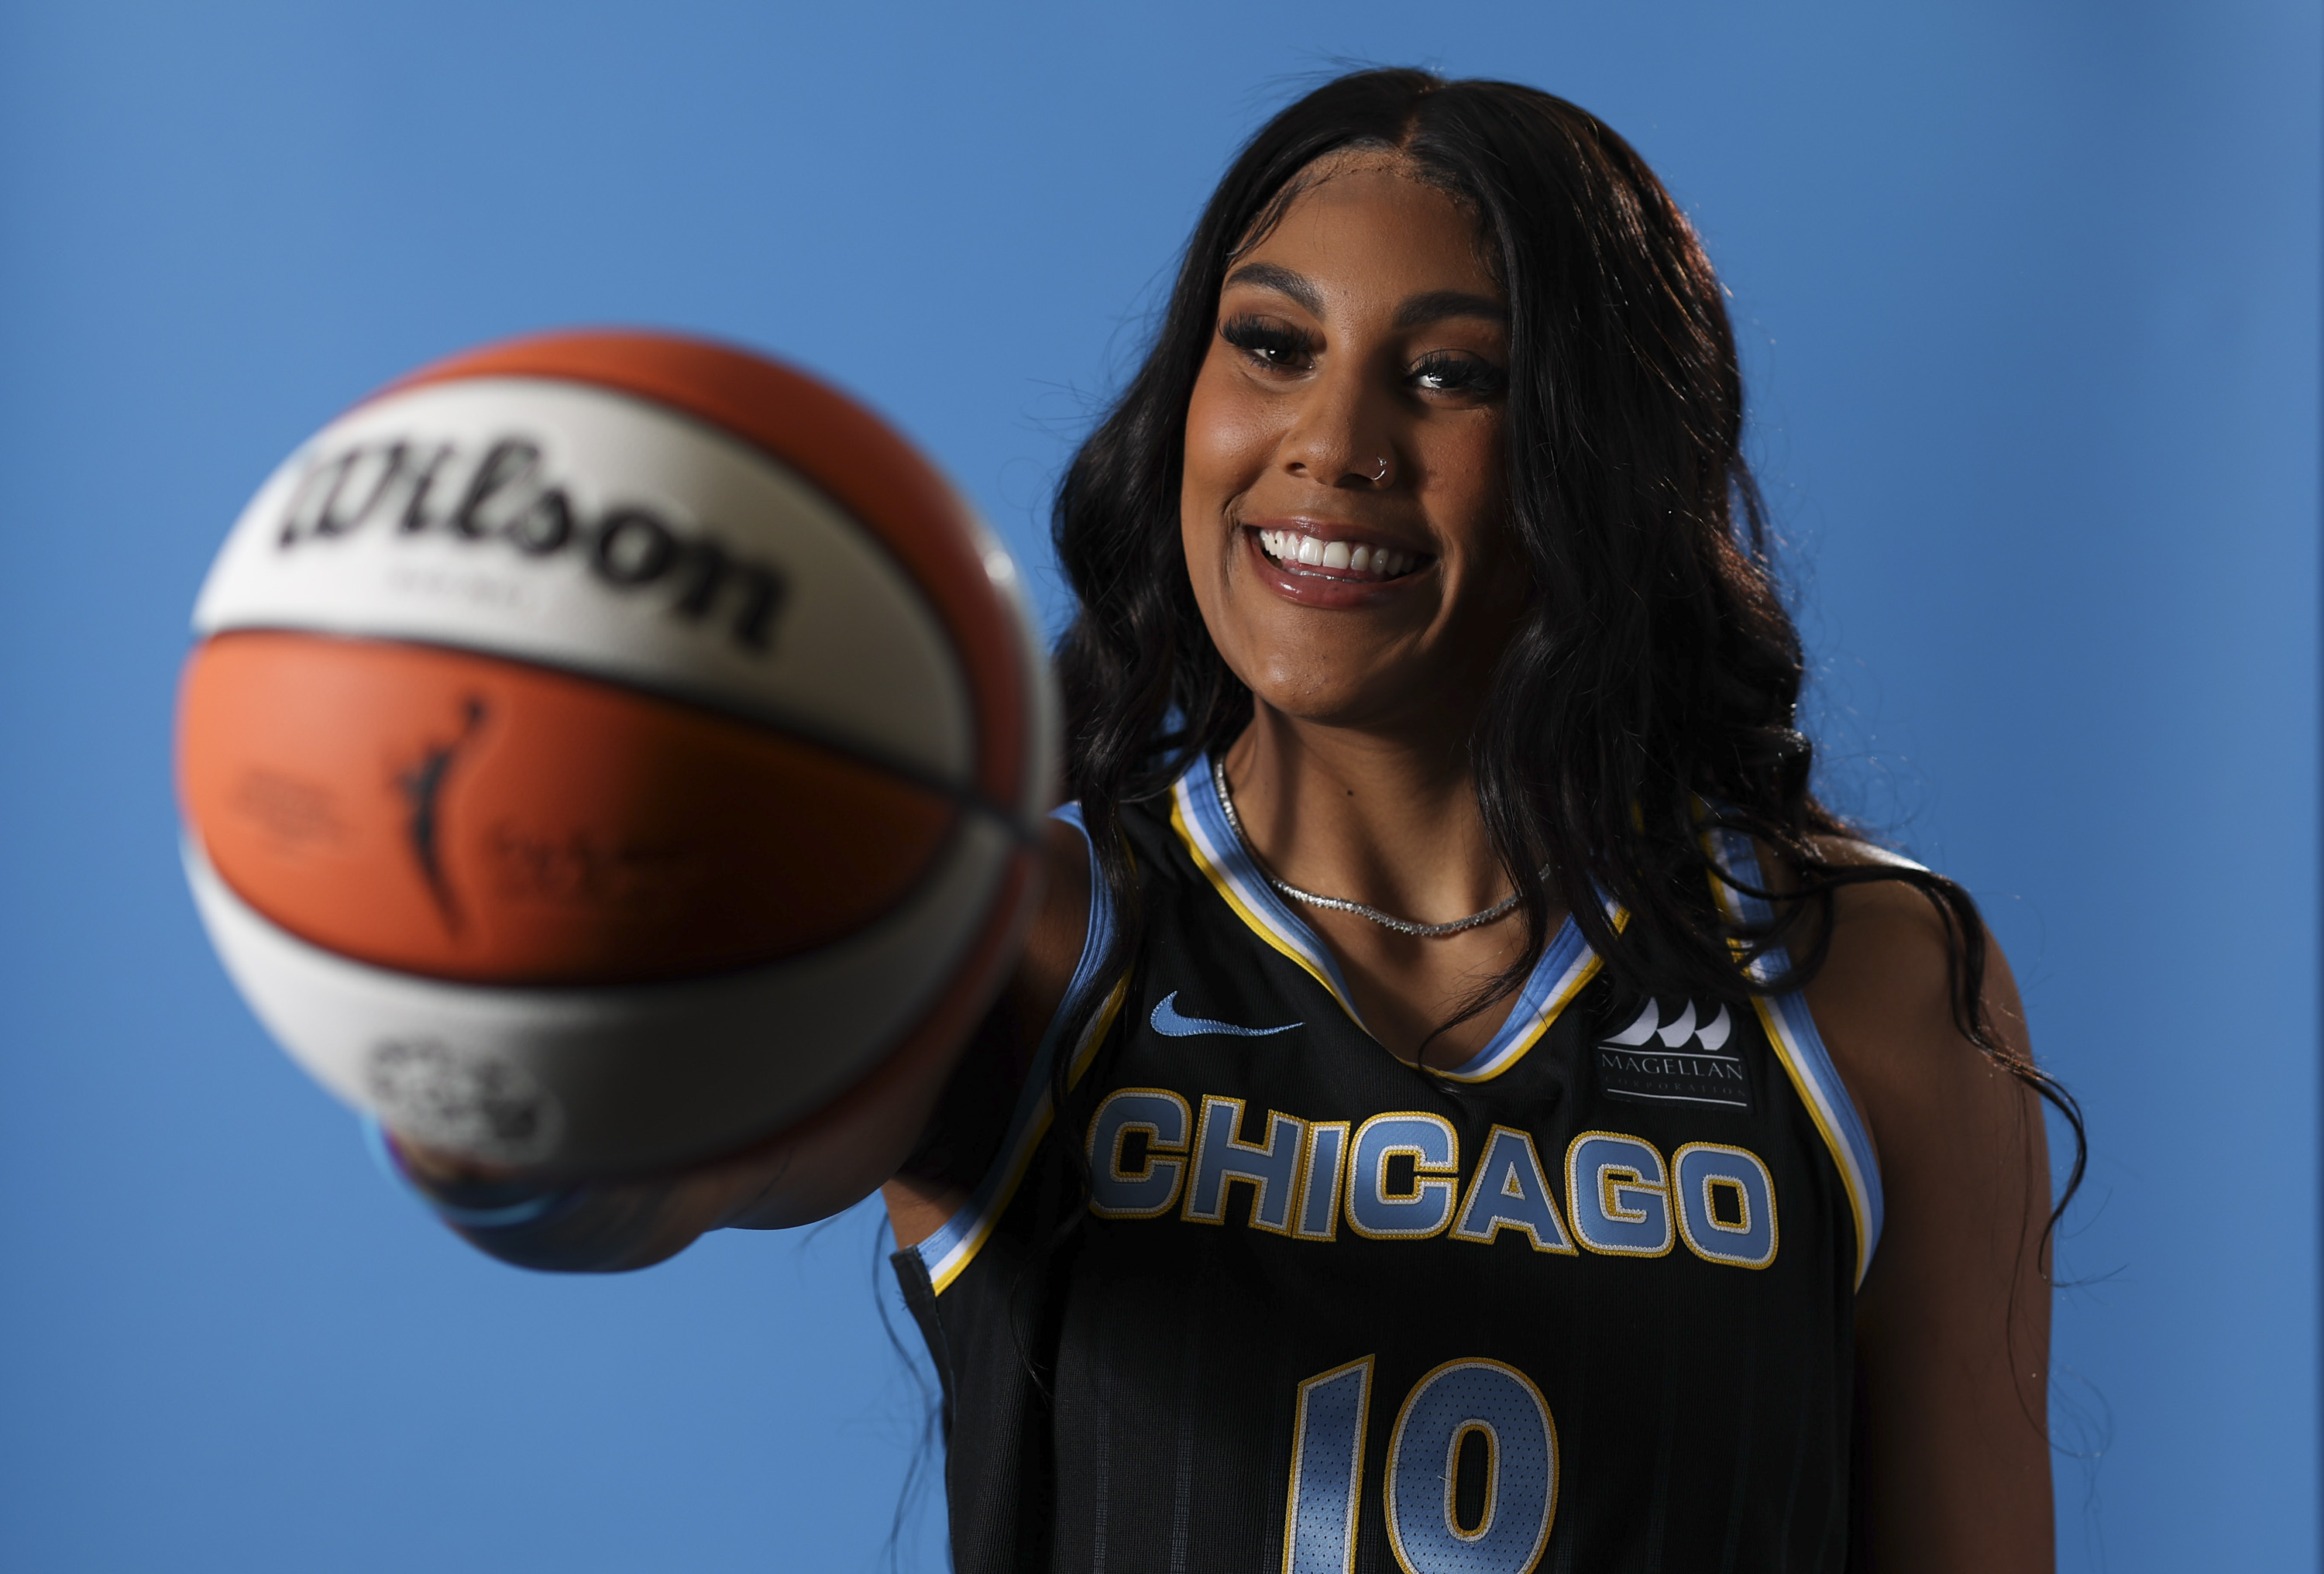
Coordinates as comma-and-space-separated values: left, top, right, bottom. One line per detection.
1171, 761, 1620, 1076
1167, 787, 1366, 1027
1436, 907, 1625, 1084
922, 978, 1128, 1295
1748, 994, 1875, 1290
1702, 823, 1882, 1290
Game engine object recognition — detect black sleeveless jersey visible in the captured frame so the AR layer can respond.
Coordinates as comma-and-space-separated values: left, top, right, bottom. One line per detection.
896, 755, 1882, 1574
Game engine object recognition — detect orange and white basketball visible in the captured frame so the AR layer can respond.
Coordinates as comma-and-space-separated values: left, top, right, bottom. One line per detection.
176, 331, 1052, 1172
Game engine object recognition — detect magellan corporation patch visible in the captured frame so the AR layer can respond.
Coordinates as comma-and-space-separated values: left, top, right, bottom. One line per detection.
1595, 998, 1754, 1111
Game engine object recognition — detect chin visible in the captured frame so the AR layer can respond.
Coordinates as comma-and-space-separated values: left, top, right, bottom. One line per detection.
1240, 658, 1408, 732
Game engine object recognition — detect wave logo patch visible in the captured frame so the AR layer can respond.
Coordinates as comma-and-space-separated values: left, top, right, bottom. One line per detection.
1596, 998, 1752, 1110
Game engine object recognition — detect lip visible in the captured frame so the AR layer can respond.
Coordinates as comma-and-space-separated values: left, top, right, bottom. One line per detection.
1237, 521, 1435, 610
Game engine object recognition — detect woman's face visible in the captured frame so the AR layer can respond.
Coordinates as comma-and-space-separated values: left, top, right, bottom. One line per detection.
1181, 154, 1525, 739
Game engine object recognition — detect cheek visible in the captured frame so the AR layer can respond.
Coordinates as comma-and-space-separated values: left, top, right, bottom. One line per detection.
1436, 426, 1518, 569
1181, 362, 1257, 611
1181, 356, 1276, 509
1444, 421, 1506, 514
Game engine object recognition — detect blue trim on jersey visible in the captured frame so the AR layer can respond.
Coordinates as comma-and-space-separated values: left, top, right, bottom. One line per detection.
1438, 913, 1600, 1082
1171, 760, 1366, 1025
1707, 826, 1886, 1284
914, 802, 1122, 1293
1045, 802, 1117, 1011
1174, 754, 1600, 1079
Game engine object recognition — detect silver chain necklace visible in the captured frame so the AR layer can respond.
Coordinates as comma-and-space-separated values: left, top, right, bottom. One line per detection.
1211, 758, 1524, 940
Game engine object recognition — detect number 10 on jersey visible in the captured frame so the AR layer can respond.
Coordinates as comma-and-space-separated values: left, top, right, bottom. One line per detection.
1284, 1356, 1559, 1574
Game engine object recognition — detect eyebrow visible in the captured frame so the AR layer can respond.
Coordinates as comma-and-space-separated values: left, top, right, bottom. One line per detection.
1220, 264, 1507, 332
1392, 290, 1508, 329
1222, 261, 1322, 315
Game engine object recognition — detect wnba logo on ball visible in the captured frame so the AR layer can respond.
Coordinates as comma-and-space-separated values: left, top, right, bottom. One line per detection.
275, 434, 790, 653
366, 1036, 564, 1166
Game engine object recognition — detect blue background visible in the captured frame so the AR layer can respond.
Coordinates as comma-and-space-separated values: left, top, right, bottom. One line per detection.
1, 2, 2315, 1569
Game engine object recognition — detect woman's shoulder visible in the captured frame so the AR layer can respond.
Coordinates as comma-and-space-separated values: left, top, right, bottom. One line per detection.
1786, 834, 1975, 1013
1017, 808, 1097, 1038
1760, 833, 2036, 1177
1793, 833, 1953, 966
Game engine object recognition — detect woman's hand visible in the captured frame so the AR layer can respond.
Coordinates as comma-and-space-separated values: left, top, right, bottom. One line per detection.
389, 813, 1094, 1272
388, 1129, 783, 1273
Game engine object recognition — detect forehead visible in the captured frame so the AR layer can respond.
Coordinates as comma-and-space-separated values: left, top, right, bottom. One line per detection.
1236, 156, 1499, 303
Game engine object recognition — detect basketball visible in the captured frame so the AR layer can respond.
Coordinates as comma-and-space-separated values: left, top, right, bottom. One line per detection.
175, 331, 1054, 1173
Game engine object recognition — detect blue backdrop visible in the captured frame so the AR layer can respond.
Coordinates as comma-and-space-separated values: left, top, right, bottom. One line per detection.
1, 3, 2315, 1569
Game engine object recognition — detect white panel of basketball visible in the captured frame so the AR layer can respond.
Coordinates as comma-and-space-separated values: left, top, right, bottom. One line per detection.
186, 809, 1016, 1171
194, 377, 972, 785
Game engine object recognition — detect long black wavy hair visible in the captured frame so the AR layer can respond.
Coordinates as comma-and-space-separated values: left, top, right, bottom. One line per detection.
1047, 67, 2082, 1233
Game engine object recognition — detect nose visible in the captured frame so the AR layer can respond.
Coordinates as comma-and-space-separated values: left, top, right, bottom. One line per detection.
1278, 356, 1397, 491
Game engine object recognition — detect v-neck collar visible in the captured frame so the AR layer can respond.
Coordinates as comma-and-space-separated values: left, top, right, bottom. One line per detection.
1167, 753, 1608, 1082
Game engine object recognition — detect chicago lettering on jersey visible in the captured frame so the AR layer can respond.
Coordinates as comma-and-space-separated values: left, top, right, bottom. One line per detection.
273, 435, 788, 651
1083, 1087, 1778, 1270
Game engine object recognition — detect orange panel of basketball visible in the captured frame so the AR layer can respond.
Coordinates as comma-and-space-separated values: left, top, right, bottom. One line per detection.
178, 630, 957, 986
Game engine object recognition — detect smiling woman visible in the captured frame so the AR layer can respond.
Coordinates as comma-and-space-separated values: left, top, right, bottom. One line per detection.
386, 67, 2080, 1574
1177, 156, 1535, 1060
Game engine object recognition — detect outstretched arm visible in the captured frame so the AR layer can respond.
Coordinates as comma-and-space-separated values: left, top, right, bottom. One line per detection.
391, 813, 1093, 1271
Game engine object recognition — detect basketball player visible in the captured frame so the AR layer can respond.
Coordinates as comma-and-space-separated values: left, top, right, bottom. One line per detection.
391, 70, 2075, 1572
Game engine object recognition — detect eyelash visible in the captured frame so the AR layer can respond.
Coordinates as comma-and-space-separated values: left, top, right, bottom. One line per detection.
1219, 315, 1317, 370
1218, 316, 1506, 397
1411, 350, 1506, 397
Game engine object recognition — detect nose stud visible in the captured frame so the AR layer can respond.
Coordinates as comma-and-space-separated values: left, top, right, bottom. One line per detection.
1370, 456, 1390, 483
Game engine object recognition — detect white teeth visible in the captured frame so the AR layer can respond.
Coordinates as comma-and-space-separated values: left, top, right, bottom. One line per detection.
1253, 528, 1420, 577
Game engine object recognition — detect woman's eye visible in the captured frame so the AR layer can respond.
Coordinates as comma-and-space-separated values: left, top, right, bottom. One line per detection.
1410, 351, 1507, 397
1220, 315, 1317, 372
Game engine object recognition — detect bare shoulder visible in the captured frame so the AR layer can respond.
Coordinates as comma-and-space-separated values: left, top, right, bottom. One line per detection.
1019, 811, 1095, 1033
1755, 836, 2031, 1158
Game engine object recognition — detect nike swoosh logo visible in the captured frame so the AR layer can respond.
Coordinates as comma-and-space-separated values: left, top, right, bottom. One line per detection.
1150, 991, 1300, 1040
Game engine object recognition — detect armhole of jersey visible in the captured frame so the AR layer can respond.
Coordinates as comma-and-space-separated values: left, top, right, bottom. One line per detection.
912, 802, 1128, 1295
1707, 826, 1886, 1289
